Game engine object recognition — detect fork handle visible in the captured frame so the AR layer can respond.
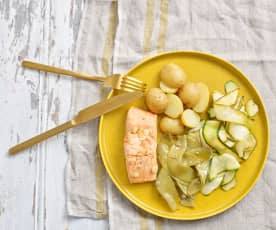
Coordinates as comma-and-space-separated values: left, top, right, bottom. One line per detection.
22, 60, 105, 82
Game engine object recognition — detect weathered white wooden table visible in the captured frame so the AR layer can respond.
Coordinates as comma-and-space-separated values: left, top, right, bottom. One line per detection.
0, 0, 107, 229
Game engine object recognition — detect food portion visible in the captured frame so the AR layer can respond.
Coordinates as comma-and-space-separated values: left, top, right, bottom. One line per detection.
160, 81, 178, 93
164, 94, 184, 118
145, 88, 168, 114
192, 82, 210, 113
156, 168, 180, 211
146, 64, 208, 136
124, 107, 158, 183
159, 116, 185, 135
178, 82, 200, 108
157, 132, 213, 209
160, 63, 187, 88
124, 63, 259, 211
181, 109, 200, 128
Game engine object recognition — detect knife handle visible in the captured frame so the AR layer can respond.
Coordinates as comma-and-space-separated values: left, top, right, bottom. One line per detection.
9, 121, 74, 155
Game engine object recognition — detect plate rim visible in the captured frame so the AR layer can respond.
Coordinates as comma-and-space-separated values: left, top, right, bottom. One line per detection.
99, 50, 270, 220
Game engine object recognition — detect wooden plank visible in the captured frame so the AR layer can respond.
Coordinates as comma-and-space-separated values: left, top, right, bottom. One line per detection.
0, 0, 46, 229
43, 0, 108, 229
0, 0, 108, 229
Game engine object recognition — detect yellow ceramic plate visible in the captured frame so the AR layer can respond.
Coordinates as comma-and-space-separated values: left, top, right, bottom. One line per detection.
99, 51, 269, 220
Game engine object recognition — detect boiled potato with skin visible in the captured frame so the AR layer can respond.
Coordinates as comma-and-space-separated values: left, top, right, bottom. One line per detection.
178, 82, 200, 108
146, 88, 168, 114
160, 116, 185, 135
160, 81, 178, 93
164, 94, 184, 118
160, 63, 186, 88
193, 82, 210, 113
181, 109, 200, 128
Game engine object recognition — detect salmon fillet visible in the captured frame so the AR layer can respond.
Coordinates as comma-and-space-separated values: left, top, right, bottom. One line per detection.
124, 107, 158, 183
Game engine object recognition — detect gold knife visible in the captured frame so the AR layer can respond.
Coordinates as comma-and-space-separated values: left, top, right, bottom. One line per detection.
9, 92, 143, 155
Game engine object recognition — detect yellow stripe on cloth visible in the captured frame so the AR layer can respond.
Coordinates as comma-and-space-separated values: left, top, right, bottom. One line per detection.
94, 146, 106, 218
95, 1, 118, 218
143, 0, 156, 57
154, 216, 163, 230
157, 0, 168, 53
139, 209, 150, 230
102, 1, 118, 75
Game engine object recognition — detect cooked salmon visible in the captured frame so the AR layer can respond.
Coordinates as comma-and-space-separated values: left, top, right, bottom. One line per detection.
124, 107, 158, 183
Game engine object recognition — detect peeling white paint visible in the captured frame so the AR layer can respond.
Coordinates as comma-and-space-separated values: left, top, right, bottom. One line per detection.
0, 0, 107, 229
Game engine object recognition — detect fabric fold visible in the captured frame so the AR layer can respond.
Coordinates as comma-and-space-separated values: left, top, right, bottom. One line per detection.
66, 0, 118, 219
67, 0, 276, 229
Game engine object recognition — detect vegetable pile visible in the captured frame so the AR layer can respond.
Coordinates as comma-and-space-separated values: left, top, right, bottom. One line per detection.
145, 63, 259, 211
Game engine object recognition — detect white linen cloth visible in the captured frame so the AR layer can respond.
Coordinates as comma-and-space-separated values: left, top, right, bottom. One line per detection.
66, 0, 276, 229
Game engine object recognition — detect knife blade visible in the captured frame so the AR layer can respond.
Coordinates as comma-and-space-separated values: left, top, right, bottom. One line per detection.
72, 91, 143, 125
9, 92, 143, 154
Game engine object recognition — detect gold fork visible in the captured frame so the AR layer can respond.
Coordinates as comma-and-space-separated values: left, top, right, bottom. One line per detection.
22, 60, 147, 93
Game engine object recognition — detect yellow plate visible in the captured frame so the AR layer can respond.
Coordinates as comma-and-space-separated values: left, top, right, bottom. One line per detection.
99, 51, 270, 220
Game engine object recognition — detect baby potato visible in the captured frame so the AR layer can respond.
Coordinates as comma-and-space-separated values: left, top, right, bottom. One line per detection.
146, 88, 168, 114
160, 63, 187, 88
160, 116, 185, 135
178, 82, 200, 108
160, 81, 178, 94
193, 82, 210, 113
181, 109, 200, 128
164, 94, 184, 118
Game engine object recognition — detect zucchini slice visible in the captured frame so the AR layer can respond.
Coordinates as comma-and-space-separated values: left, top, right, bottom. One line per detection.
209, 157, 225, 180
199, 127, 212, 149
245, 99, 259, 117
218, 125, 230, 143
235, 133, 257, 160
221, 178, 237, 191
202, 120, 240, 161
228, 123, 250, 141
208, 154, 240, 180
240, 105, 246, 113
213, 104, 253, 127
218, 124, 235, 145
215, 89, 239, 106
224, 80, 239, 93
195, 160, 210, 184
225, 139, 235, 148
234, 96, 244, 110
212, 91, 224, 102
222, 154, 240, 170
208, 107, 216, 119
222, 170, 236, 185
235, 141, 245, 158
201, 176, 223, 195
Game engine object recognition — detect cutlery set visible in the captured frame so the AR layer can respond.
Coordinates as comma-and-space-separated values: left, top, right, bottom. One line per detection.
9, 61, 146, 154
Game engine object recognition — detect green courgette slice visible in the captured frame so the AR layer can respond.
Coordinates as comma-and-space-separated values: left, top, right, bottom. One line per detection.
213, 104, 253, 127
224, 80, 239, 93
201, 176, 223, 195
215, 89, 239, 106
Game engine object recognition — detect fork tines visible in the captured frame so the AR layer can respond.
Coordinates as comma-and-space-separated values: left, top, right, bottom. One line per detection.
120, 76, 147, 93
